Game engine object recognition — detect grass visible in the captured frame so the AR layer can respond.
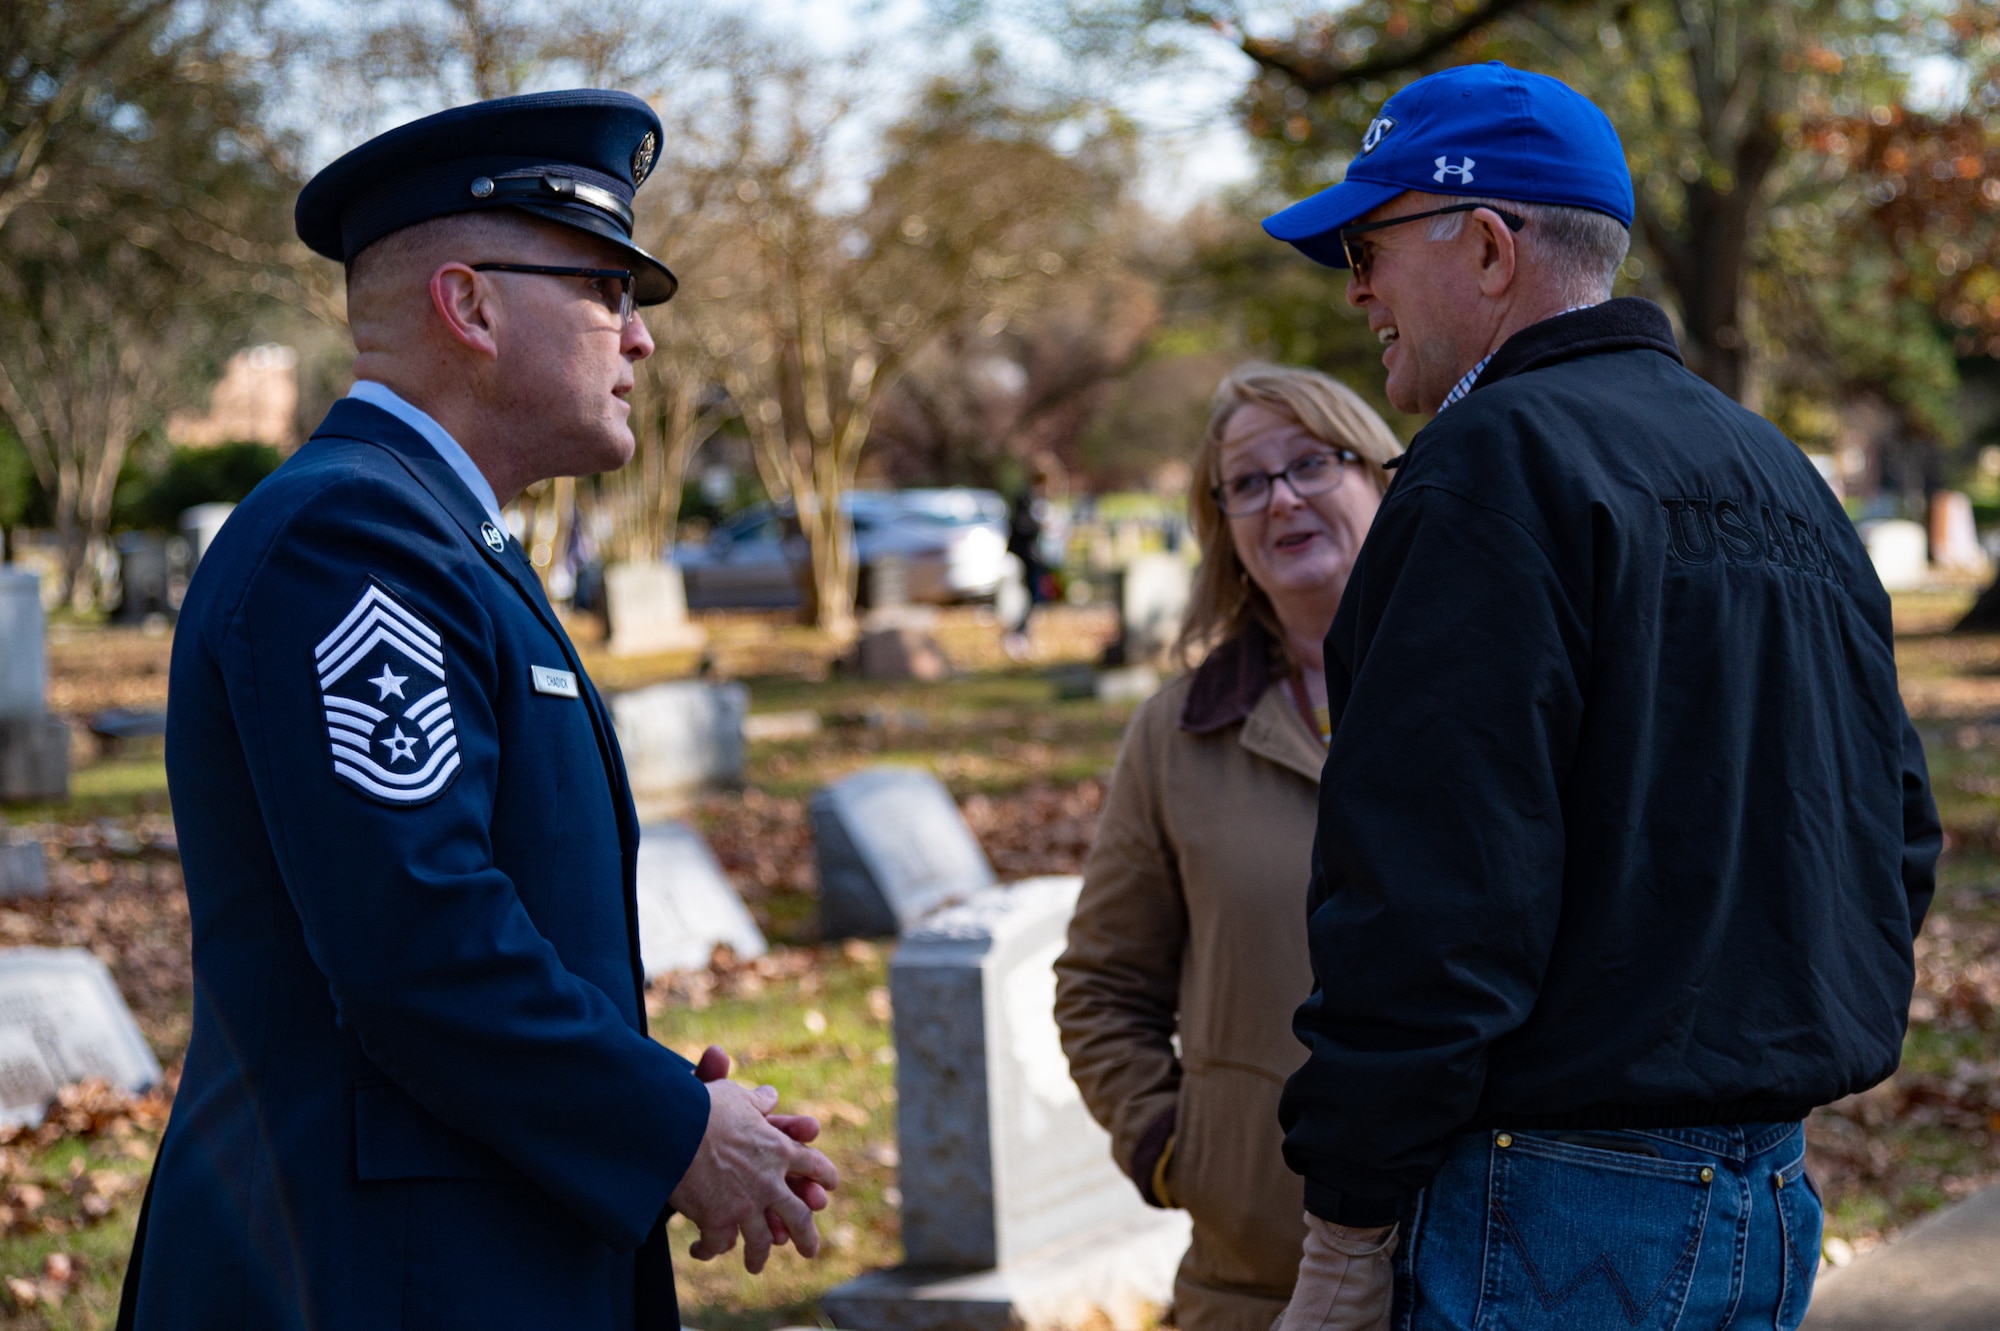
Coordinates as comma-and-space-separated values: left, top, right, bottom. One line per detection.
651, 946, 901, 1330
732, 669, 1132, 801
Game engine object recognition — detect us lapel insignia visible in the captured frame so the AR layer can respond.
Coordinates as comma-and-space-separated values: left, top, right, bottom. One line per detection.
480, 522, 506, 553
314, 581, 463, 805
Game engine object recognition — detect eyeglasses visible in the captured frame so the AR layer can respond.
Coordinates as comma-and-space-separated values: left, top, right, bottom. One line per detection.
1339, 204, 1524, 279
1212, 448, 1358, 517
470, 263, 636, 327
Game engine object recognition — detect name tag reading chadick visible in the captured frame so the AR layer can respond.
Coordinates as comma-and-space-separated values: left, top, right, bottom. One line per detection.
531, 666, 579, 699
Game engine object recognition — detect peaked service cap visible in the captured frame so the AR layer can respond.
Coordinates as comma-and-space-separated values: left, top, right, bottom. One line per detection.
296, 89, 677, 304
1263, 62, 1634, 269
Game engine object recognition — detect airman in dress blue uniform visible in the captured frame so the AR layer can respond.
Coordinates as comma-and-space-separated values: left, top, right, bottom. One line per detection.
119, 90, 837, 1331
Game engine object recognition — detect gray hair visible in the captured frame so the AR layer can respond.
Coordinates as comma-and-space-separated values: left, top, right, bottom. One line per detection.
1424, 197, 1629, 306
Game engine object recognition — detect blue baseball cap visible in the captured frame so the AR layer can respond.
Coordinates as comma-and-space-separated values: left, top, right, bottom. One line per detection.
1263, 62, 1634, 269
297, 89, 677, 304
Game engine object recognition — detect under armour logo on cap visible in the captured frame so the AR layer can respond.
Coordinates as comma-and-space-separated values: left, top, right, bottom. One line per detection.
480, 522, 506, 553
1434, 156, 1476, 184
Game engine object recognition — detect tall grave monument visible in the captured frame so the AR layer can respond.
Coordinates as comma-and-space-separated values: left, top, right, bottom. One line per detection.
822, 877, 1190, 1331
0, 570, 68, 803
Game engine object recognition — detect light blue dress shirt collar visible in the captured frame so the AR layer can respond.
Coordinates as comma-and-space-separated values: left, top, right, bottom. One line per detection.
346, 380, 508, 534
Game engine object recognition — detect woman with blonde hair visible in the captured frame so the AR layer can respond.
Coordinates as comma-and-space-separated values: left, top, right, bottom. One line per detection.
1055, 363, 1401, 1331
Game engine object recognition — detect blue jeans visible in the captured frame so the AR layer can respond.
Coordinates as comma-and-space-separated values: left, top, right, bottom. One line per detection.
1395, 1121, 1821, 1330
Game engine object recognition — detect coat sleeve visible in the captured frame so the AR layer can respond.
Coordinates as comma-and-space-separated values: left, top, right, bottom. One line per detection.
1280, 485, 1586, 1226
1899, 708, 1941, 934
216, 473, 709, 1252
1053, 692, 1187, 1199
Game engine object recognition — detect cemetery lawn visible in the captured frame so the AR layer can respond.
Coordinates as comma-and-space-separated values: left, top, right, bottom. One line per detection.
650, 943, 902, 1331
12, 595, 2000, 1324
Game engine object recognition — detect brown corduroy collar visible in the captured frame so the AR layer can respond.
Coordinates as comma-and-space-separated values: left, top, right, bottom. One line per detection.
1179, 622, 1283, 735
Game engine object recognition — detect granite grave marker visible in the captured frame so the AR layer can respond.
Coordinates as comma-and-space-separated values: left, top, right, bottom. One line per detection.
634, 820, 768, 977
0, 949, 161, 1127
812, 767, 996, 939
822, 877, 1188, 1331
609, 680, 748, 814
604, 561, 707, 658
1111, 554, 1190, 666
0, 570, 68, 804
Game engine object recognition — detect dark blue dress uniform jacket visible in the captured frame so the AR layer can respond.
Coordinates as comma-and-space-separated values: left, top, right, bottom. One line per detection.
122, 399, 710, 1330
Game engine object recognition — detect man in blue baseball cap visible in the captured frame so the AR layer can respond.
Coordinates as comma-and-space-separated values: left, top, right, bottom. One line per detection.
1260, 63, 1937, 1331
118, 91, 839, 1331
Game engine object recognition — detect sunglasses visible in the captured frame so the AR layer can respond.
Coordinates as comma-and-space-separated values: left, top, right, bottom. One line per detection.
470, 262, 636, 326
1339, 204, 1524, 279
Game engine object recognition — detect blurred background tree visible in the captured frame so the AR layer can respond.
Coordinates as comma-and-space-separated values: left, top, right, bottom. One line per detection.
689, 45, 1140, 636
0, 0, 297, 607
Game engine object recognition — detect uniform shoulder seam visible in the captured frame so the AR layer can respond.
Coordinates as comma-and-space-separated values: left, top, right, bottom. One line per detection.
217, 464, 475, 635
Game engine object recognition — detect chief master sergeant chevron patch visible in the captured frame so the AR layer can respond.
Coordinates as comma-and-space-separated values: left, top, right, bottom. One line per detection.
314, 581, 462, 805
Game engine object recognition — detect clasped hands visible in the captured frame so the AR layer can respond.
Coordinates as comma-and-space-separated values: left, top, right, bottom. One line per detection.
667, 1045, 841, 1274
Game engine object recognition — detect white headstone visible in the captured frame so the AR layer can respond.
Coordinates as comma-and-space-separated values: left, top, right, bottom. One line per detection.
604, 561, 707, 658
812, 768, 996, 939
1118, 554, 1190, 665
179, 503, 236, 570
0, 570, 47, 722
609, 680, 748, 813
634, 821, 768, 977
0, 949, 160, 1126
1860, 518, 1930, 591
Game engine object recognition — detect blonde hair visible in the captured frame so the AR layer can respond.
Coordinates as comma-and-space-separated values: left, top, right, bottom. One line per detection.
1175, 362, 1403, 668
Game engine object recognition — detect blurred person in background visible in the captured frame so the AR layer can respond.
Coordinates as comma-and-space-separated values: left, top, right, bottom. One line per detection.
1053, 363, 1401, 1331
1003, 474, 1049, 659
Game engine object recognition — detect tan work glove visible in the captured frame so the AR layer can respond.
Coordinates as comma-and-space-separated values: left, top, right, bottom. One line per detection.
1271, 1214, 1398, 1331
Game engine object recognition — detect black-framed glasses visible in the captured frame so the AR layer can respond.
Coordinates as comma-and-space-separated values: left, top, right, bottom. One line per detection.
470, 263, 636, 327
1212, 448, 1358, 516
1339, 204, 1524, 278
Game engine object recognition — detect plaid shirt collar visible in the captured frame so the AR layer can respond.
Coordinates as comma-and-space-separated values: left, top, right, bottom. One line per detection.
1434, 303, 1602, 416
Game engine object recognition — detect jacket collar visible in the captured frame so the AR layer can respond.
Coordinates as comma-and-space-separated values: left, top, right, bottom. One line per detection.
1179, 623, 1324, 781
1468, 296, 1682, 398
1180, 622, 1279, 735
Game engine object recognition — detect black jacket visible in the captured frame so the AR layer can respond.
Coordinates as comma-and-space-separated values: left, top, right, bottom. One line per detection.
1282, 299, 1941, 1227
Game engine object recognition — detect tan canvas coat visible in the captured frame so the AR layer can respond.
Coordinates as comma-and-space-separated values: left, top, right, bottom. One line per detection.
1054, 628, 1323, 1331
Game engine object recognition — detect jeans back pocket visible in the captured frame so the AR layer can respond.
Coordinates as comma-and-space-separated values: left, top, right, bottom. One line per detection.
1772, 1154, 1822, 1330
1479, 1132, 1713, 1331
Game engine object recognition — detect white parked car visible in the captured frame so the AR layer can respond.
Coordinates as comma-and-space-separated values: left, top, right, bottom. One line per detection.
677, 488, 1010, 610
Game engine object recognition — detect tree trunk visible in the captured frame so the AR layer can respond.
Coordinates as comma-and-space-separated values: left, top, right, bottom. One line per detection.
1641, 118, 1782, 403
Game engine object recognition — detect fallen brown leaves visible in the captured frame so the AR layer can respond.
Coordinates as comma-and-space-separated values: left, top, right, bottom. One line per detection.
695, 789, 817, 911
0, 1076, 169, 1310
3, 818, 193, 1054
1806, 879, 2000, 1245
7, 1251, 82, 1313
649, 942, 850, 1013
961, 780, 1103, 881
43, 627, 173, 720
